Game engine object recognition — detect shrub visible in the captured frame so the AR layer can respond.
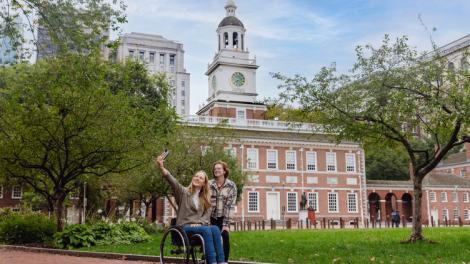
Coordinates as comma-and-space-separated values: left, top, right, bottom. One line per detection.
54, 221, 150, 249
0, 211, 56, 245
54, 224, 95, 249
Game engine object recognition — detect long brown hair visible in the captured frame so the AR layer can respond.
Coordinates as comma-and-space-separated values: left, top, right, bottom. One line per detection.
187, 170, 212, 212
212, 160, 230, 179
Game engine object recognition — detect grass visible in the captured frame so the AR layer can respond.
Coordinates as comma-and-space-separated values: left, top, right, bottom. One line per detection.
83, 227, 470, 263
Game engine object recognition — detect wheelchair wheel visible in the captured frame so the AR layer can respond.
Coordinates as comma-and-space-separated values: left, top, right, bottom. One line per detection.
160, 226, 191, 264
189, 234, 206, 264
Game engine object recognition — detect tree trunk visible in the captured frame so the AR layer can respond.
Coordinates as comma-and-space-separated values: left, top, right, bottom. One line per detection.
410, 177, 424, 242
55, 198, 66, 232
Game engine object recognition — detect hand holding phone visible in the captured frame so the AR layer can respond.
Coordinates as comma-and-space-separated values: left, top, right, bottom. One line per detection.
161, 149, 170, 160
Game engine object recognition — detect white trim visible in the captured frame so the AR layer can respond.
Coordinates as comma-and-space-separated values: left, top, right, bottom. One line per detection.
236, 107, 246, 120
328, 192, 339, 213
266, 149, 278, 170
429, 191, 437, 202
441, 192, 448, 202
266, 191, 281, 220
345, 153, 356, 172
347, 193, 358, 213
326, 152, 337, 172
247, 191, 259, 213
243, 168, 362, 175
463, 192, 469, 203
306, 151, 317, 171
452, 191, 458, 203
285, 150, 296, 170
307, 192, 319, 212
11, 185, 22, 199
243, 185, 361, 191
286, 192, 298, 213
246, 148, 259, 170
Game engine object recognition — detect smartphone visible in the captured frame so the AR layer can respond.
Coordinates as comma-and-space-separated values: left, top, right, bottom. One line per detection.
160, 149, 170, 160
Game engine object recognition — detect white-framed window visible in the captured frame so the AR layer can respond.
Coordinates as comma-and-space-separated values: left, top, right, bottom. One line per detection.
328, 192, 339, 213
287, 192, 298, 212
430, 191, 437, 202
0, 186, 3, 198
453, 208, 460, 220
149, 52, 155, 63
69, 189, 79, 200
12, 185, 22, 199
247, 148, 259, 169
285, 150, 296, 170
442, 209, 449, 220
128, 49, 135, 58
307, 177, 318, 184
461, 169, 467, 177
247, 192, 259, 212
159, 53, 165, 64
169, 54, 176, 65
224, 147, 237, 158
139, 50, 145, 61
465, 209, 470, 220
346, 153, 356, 172
452, 192, 458, 202
346, 178, 357, 185
266, 175, 279, 183
306, 151, 317, 171
463, 192, 469, 203
347, 193, 358, 213
236, 108, 246, 120
326, 152, 337, 172
308, 192, 319, 212
441, 192, 448, 202
327, 177, 338, 185
267, 149, 278, 169
286, 176, 298, 184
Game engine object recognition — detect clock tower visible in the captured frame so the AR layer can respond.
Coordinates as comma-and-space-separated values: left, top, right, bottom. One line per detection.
197, 0, 266, 119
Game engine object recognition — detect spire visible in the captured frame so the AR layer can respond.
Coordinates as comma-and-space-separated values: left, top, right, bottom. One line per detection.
225, 0, 237, 17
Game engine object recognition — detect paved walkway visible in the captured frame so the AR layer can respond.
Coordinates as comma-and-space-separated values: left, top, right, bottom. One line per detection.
0, 249, 159, 264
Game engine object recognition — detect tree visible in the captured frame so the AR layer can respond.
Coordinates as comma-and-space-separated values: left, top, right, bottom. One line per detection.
364, 142, 409, 181
0, 54, 174, 231
112, 124, 245, 220
273, 35, 470, 242
0, 0, 126, 60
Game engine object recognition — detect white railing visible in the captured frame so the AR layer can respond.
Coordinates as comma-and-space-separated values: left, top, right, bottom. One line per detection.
182, 115, 325, 133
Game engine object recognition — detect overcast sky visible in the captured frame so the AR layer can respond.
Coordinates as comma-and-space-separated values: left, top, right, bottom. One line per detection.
122, 0, 470, 114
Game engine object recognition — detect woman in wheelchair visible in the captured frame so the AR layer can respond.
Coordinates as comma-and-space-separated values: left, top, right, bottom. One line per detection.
155, 155, 227, 264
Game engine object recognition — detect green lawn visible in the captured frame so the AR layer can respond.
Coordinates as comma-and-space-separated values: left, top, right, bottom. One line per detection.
83, 227, 470, 263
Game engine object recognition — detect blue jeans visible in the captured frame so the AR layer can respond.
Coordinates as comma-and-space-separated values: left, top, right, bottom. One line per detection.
183, 225, 225, 264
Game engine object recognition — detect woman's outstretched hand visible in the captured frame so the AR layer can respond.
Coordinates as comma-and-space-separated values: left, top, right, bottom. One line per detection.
154, 155, 169, 176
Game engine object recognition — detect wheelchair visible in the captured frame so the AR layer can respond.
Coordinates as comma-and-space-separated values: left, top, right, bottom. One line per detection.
160, 218, 206, 264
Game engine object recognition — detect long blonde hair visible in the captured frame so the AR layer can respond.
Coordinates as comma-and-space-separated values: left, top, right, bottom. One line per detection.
187, 170, 212, 212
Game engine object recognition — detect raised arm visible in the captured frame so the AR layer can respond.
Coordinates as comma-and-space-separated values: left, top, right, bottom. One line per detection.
154, 155, 185, 202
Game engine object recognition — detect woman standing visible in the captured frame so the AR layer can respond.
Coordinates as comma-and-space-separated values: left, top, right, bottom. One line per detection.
155, 155, 226, 264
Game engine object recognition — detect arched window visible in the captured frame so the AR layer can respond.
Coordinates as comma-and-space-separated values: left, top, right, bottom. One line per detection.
224, 32, 229, 48
461, 57, 469, 71
218, 34, 221, 51
233, 32, 238, 49
241, 34, 244, 50
448, 62, 455, 72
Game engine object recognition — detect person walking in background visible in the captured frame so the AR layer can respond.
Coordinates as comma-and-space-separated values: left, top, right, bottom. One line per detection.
209, 161, 237, 262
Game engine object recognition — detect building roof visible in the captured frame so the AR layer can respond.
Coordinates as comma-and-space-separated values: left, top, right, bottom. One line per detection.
367, 172, 470, 188
439, 151, 468, 166
218, 16, 244, 28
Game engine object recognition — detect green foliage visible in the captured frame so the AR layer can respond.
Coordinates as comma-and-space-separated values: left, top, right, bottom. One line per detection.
0, 0, 126, 61
54, 221, 150, 249
365, 143, 410, 180
0, 54, 176, 231
54, 224, 96, 249
0, 211, 56, 245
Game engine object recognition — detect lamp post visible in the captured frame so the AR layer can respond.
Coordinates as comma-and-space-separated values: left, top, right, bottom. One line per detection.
82, 182, 87, 224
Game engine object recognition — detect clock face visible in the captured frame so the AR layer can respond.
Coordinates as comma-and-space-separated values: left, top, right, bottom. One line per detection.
231, 72, 245, 87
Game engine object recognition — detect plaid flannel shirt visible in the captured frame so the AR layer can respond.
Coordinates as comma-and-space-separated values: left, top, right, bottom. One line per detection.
209, 178, 237, 226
